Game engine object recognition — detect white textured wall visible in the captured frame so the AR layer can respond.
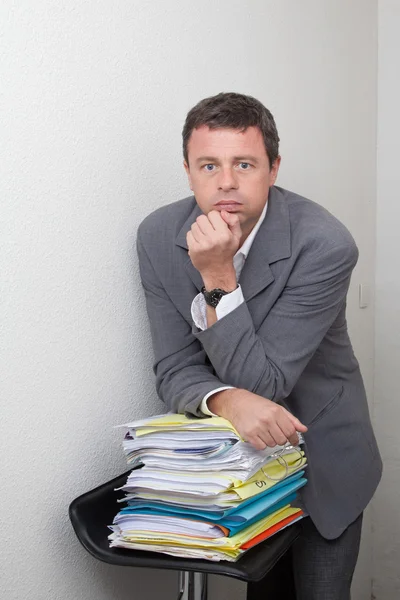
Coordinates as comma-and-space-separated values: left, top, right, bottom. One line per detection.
374, 1, 400, 598
1, 1, 377, 599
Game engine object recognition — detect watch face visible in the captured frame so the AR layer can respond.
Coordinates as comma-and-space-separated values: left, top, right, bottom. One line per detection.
202, 287, 228, 308
209, 290, 225, 308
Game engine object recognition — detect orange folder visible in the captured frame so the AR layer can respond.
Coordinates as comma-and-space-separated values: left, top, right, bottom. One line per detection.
241, 511, 304, 550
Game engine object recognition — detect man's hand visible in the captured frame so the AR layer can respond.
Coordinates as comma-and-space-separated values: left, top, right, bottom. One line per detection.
208, 388, 308, 449
186, 210, 242, 289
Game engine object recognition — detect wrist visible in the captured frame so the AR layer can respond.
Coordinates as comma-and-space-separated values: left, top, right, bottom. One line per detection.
208, 388, 242, 419
201, 267, 237, 292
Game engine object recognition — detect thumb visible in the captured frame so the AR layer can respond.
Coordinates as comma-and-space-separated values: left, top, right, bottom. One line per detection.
282, 406, 308, 433
221, 210, 242, 239
289, 414, 308, 433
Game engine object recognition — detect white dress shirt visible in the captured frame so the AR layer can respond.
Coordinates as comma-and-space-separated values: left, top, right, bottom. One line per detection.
189, 202, 268, 415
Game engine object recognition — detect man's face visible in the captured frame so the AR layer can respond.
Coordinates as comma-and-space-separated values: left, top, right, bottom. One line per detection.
184, 125, 280, 240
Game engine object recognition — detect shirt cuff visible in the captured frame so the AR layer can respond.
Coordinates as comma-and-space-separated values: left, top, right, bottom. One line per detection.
216, 284, 244, 321
191, 285, 245, 331
191, 293, 208, 331
200, 386, 234, 416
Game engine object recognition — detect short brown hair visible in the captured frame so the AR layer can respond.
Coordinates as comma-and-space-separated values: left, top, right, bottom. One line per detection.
182, 92, 280, 168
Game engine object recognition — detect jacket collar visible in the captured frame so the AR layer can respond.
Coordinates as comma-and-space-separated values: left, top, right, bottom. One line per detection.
175, 186, 291, 301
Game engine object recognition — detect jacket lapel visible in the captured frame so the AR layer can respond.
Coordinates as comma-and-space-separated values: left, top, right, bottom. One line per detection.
175, 199, 204, 292
175, 187, 291, 299
239, 186, 291, 301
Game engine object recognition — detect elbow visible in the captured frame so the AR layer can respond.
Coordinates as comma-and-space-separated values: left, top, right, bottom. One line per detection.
252, 363, 290, 402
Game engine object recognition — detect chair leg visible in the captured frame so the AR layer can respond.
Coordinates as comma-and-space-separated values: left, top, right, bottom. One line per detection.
178, 571, 208, 600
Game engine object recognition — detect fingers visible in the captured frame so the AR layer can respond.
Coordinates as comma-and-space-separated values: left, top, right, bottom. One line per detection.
244, 412, 305, 449
275, 416, 300, 446
226, 392, 307, 451
291, 416, 308, 433
219, 211, 242, 244
279, 428, 299, 447
246, 433, 274, 450
245, 422, 292, 449
190, 222, 202, 243
282, 408, 308, 433
267, 422, 294, 447
189, 212, 237, 252
247, 428, 293, 450
273, 409, 307, 446
207, 210, 230, 233
248, 435, 269, 451
189, 211, 243, 248
191, 214, 227, 242
195, 214, 216, 236
220, 209, 241, 229
186, 230, 201, 252
187, 230, 199, 250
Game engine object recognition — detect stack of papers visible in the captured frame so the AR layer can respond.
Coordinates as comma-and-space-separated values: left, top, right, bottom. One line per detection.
109, 413, 307, 561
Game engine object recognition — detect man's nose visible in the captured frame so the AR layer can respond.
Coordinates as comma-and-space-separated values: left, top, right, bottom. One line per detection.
217, 167, 239, 191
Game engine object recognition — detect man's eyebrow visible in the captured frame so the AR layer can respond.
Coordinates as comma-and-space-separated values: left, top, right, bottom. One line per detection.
195, 156, 219, 164
195, 155, 260, 164
233, 155, 260, 163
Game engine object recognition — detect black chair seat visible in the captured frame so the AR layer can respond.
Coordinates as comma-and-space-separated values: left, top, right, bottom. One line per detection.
69, 470, 300, 583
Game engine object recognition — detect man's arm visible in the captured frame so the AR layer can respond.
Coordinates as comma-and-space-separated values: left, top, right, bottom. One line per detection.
186, 207, 357, 445
138, 228, 306, 446
137, 227, 229, 416
194, 239, 358, 400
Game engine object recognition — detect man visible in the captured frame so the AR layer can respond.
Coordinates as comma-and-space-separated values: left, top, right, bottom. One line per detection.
137, 92, 382, 599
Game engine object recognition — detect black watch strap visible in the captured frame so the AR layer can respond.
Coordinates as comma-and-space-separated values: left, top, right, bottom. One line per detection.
201, 286, 234, 308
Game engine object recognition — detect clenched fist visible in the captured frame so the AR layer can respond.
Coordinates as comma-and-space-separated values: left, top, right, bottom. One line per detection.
208, 388, 308, 449
186, 210, 242, 290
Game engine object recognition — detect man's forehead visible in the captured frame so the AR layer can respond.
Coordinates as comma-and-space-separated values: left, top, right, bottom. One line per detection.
190, 124, 261, 139
187, 125, 266, 156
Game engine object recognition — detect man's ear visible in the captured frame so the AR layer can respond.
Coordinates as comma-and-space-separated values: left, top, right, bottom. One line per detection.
269, 155, 281, 186
183, 160, 193, 190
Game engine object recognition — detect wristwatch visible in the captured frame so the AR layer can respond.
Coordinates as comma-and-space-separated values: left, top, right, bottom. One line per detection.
201, 286, 232, 308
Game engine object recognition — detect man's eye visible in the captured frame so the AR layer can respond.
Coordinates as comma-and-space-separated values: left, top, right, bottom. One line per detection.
239, 162, 250, 170
203, 164, 215, 172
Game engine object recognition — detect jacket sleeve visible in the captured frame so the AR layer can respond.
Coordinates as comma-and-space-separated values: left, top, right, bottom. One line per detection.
193, 238, 359, 402
137, 229, 227, 416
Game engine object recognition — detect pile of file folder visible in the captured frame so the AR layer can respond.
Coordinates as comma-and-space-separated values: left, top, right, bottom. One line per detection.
108, 413, 307, 561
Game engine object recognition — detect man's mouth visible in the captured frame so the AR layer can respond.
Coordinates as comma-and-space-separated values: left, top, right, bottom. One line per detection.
214, 201, 242, 212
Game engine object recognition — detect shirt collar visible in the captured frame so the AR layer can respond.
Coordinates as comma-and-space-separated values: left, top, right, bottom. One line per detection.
235, 201, 268, 259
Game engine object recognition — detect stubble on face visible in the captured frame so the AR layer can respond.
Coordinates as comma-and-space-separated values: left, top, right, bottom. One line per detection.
184, 126, 280, 240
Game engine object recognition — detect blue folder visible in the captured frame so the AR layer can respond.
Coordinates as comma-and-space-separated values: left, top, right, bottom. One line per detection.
220, 477, 306, 527
120, 471, 307, 533
122, 470, 305, 518
225, 493, 298, 536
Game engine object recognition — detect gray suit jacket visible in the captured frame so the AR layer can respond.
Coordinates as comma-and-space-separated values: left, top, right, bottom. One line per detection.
137, 185, 382, 539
